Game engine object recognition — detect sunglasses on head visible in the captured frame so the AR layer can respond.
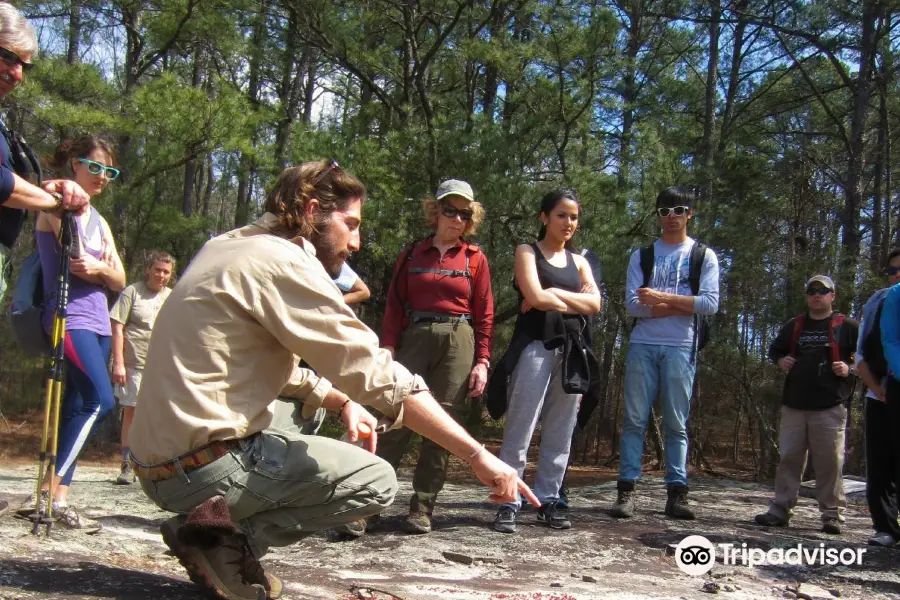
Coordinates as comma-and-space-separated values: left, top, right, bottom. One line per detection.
0, 46, 33, 72
887, 266, 900, 276
440, 203, 473, 221
77, 158, 120, 180
806, 287, 832, 296
656, 206, 690, 218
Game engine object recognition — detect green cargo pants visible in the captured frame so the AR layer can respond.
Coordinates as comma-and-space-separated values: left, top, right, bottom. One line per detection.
138, 398, 396, 557
376, 319, 475, 515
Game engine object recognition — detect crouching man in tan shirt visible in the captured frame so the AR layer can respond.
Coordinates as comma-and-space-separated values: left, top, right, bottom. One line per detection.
128, 160, 538, 600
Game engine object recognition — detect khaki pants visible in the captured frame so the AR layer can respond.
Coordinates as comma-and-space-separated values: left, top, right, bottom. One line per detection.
769, 404, 847, 522
138, 398, 396, 557
377, 320, 474, 515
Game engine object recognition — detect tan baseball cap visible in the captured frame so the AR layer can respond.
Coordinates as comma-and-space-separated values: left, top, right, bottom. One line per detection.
806, 275, 835, 291
436, 179, 475, 202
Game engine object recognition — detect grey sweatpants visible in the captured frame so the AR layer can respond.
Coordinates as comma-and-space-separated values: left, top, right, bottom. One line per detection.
498, 340, 580, 510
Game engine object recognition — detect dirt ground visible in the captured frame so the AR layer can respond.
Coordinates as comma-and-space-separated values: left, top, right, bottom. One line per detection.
1, 454, 899, 600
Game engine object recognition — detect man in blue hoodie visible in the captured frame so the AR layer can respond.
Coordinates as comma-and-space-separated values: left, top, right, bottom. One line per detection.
611, 187, 720, 520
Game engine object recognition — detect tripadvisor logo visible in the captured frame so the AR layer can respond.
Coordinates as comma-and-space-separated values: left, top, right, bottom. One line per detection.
675, 535, 716, 576
674, 535, 867, 576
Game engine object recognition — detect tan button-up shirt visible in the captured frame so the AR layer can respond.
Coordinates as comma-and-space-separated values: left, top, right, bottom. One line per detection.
130, 213, 426, 465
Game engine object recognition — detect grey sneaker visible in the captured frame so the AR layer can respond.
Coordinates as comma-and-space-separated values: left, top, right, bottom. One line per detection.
537, 501, 571, 530
160, 516, 266, 600
493, 507, 517, 534
116, 462, 136, 485
822, 517, 842, 535
868, 532, 897, 547
610, 490, 635, 519
754, 511, 788, 527
53, 503, 101, 531
406, 512, 432, 534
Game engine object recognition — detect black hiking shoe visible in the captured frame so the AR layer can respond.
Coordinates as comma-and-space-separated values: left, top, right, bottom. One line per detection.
754, 511, 788, 527
537, 501, 571, 530
664, 484, 695, 520
493, 507, 517, 534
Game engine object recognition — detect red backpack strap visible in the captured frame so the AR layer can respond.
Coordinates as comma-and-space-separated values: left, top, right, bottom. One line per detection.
829, 313, 845, 364
790, 315, 805, 357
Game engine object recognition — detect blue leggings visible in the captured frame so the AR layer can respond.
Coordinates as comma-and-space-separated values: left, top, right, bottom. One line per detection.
56, 329, 115, 486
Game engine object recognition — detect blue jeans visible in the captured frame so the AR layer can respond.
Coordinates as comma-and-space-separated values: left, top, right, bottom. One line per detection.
619, 342, 695, 487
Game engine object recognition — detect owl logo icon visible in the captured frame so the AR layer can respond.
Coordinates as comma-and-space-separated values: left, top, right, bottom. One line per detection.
675, 535, 716, 576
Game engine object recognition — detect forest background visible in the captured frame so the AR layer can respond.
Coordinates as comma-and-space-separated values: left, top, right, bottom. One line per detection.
0, 0, 895, 478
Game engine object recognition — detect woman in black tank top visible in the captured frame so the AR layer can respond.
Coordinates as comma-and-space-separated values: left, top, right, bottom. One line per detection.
491, 189, 602, 534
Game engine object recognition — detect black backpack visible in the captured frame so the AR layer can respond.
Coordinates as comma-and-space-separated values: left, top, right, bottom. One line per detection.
639, 241, 710, 352
862, 294, 888, 380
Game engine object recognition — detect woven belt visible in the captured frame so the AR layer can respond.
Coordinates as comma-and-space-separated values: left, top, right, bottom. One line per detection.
409, 311, 472, 324
131, 439, 243, 483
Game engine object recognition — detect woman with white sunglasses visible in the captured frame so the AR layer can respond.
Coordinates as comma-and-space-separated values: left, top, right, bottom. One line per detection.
29, 135, 125, 529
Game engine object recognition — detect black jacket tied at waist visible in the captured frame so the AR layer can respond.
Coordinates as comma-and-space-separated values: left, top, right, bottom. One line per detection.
486, 310, 602, 430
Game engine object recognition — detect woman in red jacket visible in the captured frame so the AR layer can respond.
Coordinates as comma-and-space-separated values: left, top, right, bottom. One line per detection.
350, 179, 494, 536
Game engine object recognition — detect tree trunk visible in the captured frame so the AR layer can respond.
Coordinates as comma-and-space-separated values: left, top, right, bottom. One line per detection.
699, 0, 720, 207
840, 0, 879, 310
67, 0, 81, 65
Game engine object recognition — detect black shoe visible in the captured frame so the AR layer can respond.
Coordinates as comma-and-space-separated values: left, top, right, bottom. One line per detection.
754, 511, 788, 527
493, 507, 517, 534
664, 484, 695, 520
537, 501, 571, 530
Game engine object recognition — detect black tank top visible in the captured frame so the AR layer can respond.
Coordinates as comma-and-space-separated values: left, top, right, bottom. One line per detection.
514, 243, 581, 341
532, 243, 581, 293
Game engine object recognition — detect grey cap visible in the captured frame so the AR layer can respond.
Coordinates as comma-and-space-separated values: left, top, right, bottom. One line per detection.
436, 179, 475, 202
806, 275, 835, 291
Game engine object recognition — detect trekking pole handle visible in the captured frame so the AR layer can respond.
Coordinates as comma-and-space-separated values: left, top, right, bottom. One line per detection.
60, 210, 81, 259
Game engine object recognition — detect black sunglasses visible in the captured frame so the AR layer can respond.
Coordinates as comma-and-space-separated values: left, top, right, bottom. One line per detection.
806, 287, 832, 296
440, 203, 473, 221
887, 266, 900, 276
656, 206, 690, 218
0, 46, 33, 72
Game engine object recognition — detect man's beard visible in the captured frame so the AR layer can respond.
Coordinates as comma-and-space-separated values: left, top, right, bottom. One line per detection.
309, 219, 350, 278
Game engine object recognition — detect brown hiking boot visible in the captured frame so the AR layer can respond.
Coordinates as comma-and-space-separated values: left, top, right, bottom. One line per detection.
160, 516, 265, 600
405, 511, 432, 534
610, 487, 636, 519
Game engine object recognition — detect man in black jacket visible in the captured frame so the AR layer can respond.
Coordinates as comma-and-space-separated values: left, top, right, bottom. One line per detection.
755, 275, 858, 535
0, 3, 89, 521
0, 4, 89, 306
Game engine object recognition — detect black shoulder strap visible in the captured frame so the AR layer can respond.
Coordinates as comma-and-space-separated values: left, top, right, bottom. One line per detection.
688, 242, 707, 296
639, 244, 654, 288
392, 239, 419, 310
0, 117, 43, 185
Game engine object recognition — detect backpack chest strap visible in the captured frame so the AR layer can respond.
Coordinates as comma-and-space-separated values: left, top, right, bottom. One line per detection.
408, 267, 471, 277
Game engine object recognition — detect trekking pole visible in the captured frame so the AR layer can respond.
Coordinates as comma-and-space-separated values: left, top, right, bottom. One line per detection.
31, 207, 79, 536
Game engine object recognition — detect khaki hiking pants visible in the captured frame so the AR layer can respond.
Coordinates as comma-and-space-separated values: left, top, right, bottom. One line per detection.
377, 320, 475, 515
139, 398, 397, 557
769, 404, 847, 522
